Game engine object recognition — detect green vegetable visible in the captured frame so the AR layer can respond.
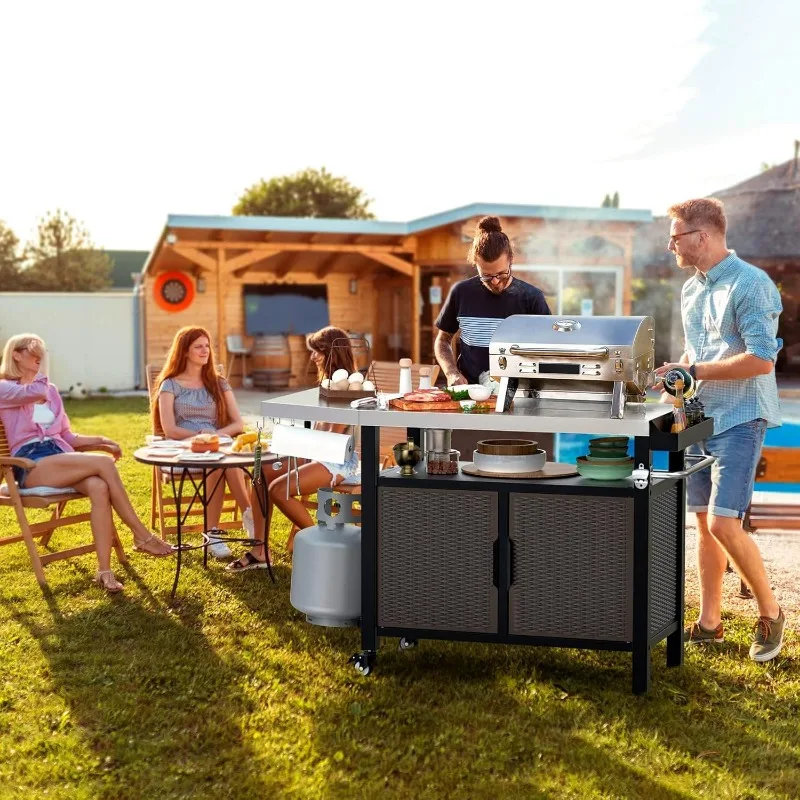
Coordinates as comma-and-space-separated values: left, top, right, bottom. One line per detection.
445, 389, 470, 401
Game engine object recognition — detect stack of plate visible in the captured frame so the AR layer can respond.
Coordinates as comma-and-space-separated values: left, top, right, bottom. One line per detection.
472, 439, 546, 474
576, 436, 634, 480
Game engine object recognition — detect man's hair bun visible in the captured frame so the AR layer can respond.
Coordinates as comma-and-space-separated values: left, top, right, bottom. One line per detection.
477, 216, 502, 233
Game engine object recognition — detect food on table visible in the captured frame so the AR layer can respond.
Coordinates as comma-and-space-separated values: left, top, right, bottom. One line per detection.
320, 378, 331, 389
332, 379, 351, 391
403, 388, 452, 403
232, 431, 258, 453
191, 433, 220, 453
331, 368, 349, 384
348, 371, 364, 384
362, 380, 375, 391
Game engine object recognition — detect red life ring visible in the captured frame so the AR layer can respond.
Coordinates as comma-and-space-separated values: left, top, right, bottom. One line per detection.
154, 271, 195, 313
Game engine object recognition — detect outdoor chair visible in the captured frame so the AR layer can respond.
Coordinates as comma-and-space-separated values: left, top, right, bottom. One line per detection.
146, 364, 241, 538
225, 335, 252, 382
0, 419, 126, 588
744, 447, 800, 532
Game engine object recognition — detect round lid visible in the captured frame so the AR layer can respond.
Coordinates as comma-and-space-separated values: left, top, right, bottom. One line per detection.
399, 358, 413, 368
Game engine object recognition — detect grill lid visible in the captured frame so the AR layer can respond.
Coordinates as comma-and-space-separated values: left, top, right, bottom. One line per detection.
490, 315, 652, 349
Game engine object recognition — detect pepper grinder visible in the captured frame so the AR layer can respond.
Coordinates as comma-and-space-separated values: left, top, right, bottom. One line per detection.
399, 358, 413, 395
418, 366, 432, 390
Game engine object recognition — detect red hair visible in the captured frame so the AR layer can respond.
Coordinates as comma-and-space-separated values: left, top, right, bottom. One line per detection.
151, 326, 227, 433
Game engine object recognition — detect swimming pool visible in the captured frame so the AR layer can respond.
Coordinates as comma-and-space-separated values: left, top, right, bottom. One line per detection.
555, 419, 800, 494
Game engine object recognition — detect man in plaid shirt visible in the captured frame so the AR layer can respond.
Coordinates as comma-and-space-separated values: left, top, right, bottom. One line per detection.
654, 197, 786, 662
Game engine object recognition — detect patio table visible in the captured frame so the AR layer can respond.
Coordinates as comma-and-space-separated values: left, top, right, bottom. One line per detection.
133, 446, 277, 599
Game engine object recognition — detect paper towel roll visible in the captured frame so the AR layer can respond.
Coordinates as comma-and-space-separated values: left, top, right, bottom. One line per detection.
269, 424, 354, 465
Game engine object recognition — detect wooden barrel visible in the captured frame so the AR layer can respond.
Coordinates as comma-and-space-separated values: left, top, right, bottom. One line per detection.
288, 334, 316, 388
252, 335, 291, 371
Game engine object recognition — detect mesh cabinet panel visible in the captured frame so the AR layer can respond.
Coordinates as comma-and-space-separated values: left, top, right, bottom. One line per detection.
509, 494, 633, 640
378, 488, 497, 633
649, 484, 679, 636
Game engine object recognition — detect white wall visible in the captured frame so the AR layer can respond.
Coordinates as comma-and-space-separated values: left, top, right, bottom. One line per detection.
0, 293, 136, 391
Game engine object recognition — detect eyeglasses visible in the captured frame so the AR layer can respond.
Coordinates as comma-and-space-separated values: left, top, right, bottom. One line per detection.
477, 268, 511, 285
668, 229, 702, 245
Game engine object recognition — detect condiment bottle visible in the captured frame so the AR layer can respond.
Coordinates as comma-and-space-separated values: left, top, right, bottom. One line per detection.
418, 366, 432, 390
399, 358, 413, 395
670, 378, 688, 433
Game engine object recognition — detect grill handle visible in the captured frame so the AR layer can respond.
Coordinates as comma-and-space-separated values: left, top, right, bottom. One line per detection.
651, 453, 716, 481
508, 345, 609, 358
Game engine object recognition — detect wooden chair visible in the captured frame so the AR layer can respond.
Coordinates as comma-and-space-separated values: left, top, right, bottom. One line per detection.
744, 447, 800, 532
0, 420, 126, 588
146, 364, 241, 538
368, 361, 441, 394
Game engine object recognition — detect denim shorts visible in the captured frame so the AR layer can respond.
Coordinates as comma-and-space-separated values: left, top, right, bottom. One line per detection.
12, 439, 65, 488
686, 419, 767, 519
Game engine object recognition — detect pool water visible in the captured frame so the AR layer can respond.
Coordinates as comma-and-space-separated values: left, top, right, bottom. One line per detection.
555, 420, 800, 494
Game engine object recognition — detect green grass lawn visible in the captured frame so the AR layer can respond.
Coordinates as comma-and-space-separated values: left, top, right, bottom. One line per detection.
0, 398, 797, 800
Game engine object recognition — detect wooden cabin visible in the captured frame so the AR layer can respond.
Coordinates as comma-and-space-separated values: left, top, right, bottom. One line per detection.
140, 203, 651, 384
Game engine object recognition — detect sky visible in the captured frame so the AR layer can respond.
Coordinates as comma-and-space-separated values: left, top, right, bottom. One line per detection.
1, 0, 798, 252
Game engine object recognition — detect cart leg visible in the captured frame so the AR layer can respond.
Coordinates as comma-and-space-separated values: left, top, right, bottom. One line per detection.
666, 628, 683, 667
632, 644, 651, 694
357, 424, 380, 664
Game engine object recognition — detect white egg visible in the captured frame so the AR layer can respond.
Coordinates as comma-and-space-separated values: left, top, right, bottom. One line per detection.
349, 382, 363, 392
362, 380, 375, 391
333, 379, 351, 391
348, 371, 364, 384
320, 378, 331, 389
331, 368, 349, 383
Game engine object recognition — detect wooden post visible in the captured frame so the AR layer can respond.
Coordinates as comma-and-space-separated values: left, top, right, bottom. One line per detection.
411, 262, 421, 363
217, 248, 227, 371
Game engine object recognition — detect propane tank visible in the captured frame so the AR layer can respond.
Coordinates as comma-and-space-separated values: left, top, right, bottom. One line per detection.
290, 488, 361, 627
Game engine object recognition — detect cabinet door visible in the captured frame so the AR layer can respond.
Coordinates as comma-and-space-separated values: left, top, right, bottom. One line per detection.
508, 493, 633, 641
378, 487, 497, 633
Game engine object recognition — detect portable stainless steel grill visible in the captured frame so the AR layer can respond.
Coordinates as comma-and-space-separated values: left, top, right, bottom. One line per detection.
489, 315, 655, 419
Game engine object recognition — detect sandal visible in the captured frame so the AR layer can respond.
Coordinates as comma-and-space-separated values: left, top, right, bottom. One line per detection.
225, 551, 269, 572
133, 533, 174, 557
94, 569, 124, 593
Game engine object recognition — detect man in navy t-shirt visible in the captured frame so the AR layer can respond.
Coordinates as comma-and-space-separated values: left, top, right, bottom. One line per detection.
435, 249, 550, 385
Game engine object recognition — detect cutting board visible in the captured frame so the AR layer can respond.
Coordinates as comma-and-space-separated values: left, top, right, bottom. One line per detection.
388, 398, 495, 412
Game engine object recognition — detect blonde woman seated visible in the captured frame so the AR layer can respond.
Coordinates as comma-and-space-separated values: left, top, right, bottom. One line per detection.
153, 326, 252, 559
0, 334, 172, 593
227, 326, 360, 572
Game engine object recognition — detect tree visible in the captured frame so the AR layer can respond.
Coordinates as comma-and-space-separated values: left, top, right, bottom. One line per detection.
22, 210, 112, 291
234, 167, 375, 219
0, 221, 23, 288
601, 192, 620, 208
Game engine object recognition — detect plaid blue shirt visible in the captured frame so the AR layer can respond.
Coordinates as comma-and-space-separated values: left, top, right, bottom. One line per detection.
681, 251, 782, 435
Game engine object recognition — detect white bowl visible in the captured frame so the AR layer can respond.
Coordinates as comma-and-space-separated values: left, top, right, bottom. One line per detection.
473, 449, 546, 474
467, 385, 492, 401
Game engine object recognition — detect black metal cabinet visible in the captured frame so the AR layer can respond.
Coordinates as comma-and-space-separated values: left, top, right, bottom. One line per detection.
377, 487, 498, 634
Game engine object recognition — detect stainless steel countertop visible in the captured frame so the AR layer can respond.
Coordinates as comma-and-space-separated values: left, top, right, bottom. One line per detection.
261, 389, 674, 436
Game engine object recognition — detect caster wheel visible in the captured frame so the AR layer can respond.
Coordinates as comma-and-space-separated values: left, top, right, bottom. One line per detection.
398, 637, 418, 651
349, 652, 375, 676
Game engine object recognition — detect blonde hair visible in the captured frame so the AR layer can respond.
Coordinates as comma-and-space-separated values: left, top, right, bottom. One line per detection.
0, 334, 46, 380
667, 198, 727, 237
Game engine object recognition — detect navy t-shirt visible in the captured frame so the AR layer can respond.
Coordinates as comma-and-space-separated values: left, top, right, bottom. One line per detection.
435, 276, 551, 383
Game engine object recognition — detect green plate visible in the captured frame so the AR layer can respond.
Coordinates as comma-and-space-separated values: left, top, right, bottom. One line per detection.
587, 448, 630, 459
586, 454, 633, 464
588, 437, 630, 449
576, 456, 634, 480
